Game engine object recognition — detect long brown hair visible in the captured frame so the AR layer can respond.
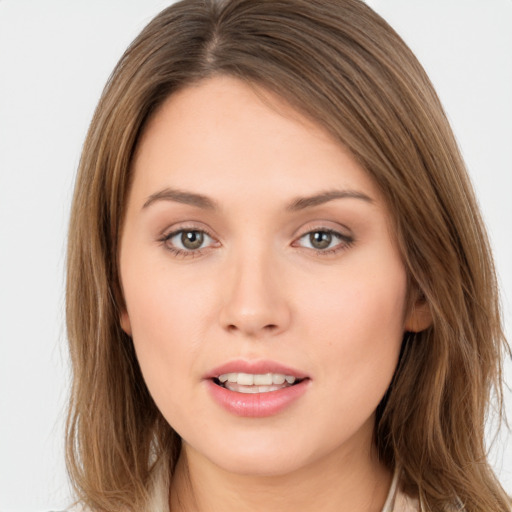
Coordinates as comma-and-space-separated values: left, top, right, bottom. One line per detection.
66, 1, 510, 510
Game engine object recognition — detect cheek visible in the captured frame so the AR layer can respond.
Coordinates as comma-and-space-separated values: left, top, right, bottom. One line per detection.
121, 265, 210, 399
301, 258, 407, 404
305, 266, 406, 337
123, 254, 211, 337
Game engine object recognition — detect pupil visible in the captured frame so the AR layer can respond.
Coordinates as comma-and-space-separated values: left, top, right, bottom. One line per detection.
181, 231, 204, 250
310, 231, 331, 249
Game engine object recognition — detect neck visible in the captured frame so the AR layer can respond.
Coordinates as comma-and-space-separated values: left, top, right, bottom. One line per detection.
169, 431, 392, 512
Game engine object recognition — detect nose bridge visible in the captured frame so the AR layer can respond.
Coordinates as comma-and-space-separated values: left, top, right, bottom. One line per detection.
219, 240, 290, 337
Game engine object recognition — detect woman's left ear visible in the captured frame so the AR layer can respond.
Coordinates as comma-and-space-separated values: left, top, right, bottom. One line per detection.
120, 310, 132, 336
404, 294, 433, 333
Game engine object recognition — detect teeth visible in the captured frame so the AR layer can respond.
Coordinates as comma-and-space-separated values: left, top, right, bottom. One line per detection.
273, 374, 286, 384
217, 372, 298, 386
226, 384, 287, 394
253, 373, 272, 385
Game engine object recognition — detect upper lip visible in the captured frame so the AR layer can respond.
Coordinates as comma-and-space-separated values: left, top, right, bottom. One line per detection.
206, 359, 309, 380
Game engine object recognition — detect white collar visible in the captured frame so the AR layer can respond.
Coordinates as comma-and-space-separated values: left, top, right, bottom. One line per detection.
380, 467, 420, 512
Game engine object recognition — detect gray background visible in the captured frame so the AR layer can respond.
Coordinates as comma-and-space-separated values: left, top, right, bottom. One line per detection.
0, 1, 511, 510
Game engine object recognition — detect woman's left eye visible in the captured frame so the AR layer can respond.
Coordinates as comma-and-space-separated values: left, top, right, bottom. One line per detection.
161, 229, 216, 256
295, 229, 353, 254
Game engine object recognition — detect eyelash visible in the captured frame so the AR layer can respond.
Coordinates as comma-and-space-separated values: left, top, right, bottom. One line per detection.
158, 226, 217, 259
158, 227, 354, 259
294, 228, 354, 255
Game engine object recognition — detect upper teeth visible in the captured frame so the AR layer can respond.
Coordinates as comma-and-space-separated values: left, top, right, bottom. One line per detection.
218, 372, 297, 386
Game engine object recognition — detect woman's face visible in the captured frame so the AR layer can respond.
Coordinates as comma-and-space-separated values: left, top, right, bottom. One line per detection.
119, 76, 422, 476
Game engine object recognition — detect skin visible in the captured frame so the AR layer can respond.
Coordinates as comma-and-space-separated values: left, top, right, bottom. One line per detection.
119, 75, 431, 512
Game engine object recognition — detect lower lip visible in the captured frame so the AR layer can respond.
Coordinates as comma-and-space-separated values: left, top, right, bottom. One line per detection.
205, 379, 309, 417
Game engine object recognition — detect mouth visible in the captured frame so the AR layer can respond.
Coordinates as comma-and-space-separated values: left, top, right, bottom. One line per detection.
206, 361, 310, 416
213, 372, 305, 394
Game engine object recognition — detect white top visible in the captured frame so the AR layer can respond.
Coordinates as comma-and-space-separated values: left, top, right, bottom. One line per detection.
380, 468, 420, 512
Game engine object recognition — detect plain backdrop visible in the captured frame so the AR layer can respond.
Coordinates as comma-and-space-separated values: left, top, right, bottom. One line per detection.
0, 1, 511, 510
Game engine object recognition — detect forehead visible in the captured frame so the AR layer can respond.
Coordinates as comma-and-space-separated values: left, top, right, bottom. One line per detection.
129, 75, 382, 209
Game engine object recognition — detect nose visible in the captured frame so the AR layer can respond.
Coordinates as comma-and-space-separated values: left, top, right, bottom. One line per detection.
218, 249, 291, 338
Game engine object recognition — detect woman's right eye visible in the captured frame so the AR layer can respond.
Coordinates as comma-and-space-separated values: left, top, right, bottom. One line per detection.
161, 229, 216, 257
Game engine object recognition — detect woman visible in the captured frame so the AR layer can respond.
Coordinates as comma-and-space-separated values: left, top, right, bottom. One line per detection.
65, 0, 510, 510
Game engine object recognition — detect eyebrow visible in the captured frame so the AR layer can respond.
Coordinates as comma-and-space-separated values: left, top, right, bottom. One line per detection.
143, 188, 218, 210
142, 187, 374, 211
286, 189, 374, 211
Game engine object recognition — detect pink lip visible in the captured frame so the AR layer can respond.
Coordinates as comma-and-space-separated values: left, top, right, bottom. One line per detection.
204, 359, 310, 417
205, 359, 309, 380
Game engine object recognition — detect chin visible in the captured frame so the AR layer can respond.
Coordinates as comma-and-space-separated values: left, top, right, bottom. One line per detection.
210, 448, 310, 478
182, 424, 336, 478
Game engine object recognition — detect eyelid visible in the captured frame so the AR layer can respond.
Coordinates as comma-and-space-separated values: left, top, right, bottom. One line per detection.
291, 218, 352, 236
158, 223, 220, 257
158, 221, 216, 240
292, 225, 355, 255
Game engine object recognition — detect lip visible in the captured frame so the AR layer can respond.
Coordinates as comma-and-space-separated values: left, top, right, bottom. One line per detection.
204, 359, 310, 417
205, 359, 309, 380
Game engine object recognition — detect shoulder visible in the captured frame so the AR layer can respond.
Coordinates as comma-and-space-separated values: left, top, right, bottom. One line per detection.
48, 501, 91, 512
47, 508, 86, 512
392, 489, 420, 512
61, 505, 90, 512
381, 468, 420, 512
60, 457, 170, 512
